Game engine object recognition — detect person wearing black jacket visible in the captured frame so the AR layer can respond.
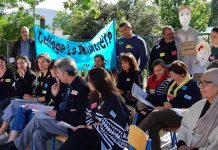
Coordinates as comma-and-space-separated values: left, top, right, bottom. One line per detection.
0, 57, 90, 150
149, 26, 177, 74
11, 26, 36, 69
23, 53, 56, 103
12, 55, 36, 98
60, 67, 130, 150
0, 55, 14, 125
0, 55, 14, 101
5, 60, 67, 142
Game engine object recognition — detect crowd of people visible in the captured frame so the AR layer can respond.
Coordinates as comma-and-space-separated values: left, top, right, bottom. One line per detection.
0, 5, 218, 150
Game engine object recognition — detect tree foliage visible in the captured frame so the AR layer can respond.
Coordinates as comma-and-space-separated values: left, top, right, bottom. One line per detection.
57, 0, 160, 40
208, 0, 218, 26
156, 0, 210, 31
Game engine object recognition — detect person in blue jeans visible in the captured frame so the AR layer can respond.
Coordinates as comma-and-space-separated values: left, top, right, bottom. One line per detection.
7, 60, 65, 142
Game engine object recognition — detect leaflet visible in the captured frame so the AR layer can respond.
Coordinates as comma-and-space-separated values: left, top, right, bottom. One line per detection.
131, 83, 154, 108
25, 104, 54, 112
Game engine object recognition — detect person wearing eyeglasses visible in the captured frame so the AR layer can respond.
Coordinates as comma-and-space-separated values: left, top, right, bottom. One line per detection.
10, 26, 36, 70
149, 26, 177, 74
138, 60, 202, 150
177, 68, 218, 150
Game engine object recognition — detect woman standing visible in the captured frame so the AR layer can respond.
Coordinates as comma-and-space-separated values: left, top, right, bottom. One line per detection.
60, 67, 130, 150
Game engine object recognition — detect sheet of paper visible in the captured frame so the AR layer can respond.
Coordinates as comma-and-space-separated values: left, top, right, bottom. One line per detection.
131, 83, 148, 99
131, 83, 154, 108
171, 108, 188, 117
26, 104, 54, 112
57, 121, 76, 130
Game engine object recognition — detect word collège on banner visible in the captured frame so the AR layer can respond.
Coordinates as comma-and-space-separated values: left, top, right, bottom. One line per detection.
34, 20, 117, 70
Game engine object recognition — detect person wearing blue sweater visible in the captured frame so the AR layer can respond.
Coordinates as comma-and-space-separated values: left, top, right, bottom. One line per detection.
116, 21, 148, 71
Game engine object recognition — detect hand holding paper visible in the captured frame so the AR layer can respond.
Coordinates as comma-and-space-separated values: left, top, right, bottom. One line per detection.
131, 83, 154, 108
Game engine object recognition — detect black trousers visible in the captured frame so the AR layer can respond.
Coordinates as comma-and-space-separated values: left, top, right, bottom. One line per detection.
60, 128, 101, 150
139, 109, 183, 150
0, 98, 11, 124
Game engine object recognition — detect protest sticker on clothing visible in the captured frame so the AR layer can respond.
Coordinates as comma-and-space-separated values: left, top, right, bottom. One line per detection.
34, 20, 117, 70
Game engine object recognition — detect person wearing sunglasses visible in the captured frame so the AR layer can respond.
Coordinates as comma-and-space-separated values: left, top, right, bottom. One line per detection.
177, 68, 218, 150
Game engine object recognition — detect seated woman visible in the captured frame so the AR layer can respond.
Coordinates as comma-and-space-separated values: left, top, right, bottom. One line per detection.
6, 60, 66, 142
117, 53, 143, 108
137, 59, 171, 122
177, 68, 218, 150
0, 54, 56, 141
0, 55, 36, 141
59, 67, 130, 150
138, 60, 202, 150
0, 55, 14, 102
0, 55, 14, 140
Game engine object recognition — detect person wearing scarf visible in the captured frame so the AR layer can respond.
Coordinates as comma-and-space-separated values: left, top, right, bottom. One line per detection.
137, 59, 170, 123
177, 68, 218, 150
138, 61, 202, 150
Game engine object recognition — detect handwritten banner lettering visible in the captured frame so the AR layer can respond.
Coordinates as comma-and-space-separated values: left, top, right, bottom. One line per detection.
34, 20, 117, 70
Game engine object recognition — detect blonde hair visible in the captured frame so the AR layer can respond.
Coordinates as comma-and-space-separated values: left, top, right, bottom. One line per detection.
178, 5, 192, 13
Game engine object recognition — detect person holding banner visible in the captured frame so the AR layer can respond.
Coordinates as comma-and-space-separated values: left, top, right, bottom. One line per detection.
11, 26, 36, 70
117, 21, 148, 71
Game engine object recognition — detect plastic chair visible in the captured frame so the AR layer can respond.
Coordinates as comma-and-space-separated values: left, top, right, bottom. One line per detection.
165, 127, 178, 148
128, 125, 151, 150
52, 135, 68, 150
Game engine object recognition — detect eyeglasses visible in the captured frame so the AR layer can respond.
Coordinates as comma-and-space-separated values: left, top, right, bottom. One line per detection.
21, 31, 27, 33
197, 80, 213, 87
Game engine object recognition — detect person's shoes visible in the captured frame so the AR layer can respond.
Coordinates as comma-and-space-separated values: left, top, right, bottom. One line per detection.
0, 141, 18, 150
0, 132, 8, 142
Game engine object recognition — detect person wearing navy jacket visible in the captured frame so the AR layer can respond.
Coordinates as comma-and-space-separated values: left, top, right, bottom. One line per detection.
116, 21, 148, 71
138, 61, 202, 150
60, 67, 130, 150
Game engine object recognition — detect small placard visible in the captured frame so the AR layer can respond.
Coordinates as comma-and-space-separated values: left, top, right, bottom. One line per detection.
181, 41, 196, 56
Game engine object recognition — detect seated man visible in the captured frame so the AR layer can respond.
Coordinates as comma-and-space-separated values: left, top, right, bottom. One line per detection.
0, 57, 90, 150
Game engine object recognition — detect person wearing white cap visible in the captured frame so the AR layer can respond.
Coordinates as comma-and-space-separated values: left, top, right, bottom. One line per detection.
177, 68, 218, 150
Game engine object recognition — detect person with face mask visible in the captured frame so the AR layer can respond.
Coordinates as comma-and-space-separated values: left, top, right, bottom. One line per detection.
176, 5, 199, 75
149, 26, 177, 74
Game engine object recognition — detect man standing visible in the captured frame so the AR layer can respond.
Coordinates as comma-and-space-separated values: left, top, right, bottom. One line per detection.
0, 58, 90, 150
11, 26, 36, 69
149, 26, 177, 73
116, 21, 148, 71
